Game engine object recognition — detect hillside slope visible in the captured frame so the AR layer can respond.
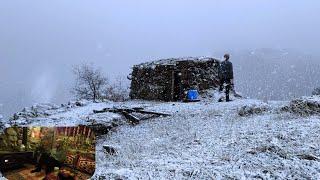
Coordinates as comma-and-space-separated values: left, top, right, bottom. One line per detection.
94, 98, 320, 179
1, 95, 320, 179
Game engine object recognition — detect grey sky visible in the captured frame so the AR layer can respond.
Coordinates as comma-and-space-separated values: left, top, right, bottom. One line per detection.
1, 0, 320, 117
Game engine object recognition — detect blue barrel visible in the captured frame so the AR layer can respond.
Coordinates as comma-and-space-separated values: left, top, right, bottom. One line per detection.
187, 89, 199, 100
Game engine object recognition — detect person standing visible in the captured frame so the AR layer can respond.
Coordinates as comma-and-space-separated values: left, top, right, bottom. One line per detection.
219, 54, 234, 102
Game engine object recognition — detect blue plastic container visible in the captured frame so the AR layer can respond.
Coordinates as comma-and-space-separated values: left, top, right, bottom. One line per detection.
187, 89, 199, 101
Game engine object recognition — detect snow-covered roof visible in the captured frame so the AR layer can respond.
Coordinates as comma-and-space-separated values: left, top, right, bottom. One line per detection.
134, 56, 220, 69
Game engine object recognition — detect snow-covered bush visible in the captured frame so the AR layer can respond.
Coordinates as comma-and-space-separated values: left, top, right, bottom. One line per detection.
247, 145, 288, 159
66, 99, 91, 107
104, 76, 130, 102
312, 87, 320, 96
281, 96, 320, 116
238, 103, 271, 116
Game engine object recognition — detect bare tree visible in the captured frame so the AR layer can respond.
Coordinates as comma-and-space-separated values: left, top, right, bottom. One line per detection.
72, 63, 108, 102
105, 76, 130, 102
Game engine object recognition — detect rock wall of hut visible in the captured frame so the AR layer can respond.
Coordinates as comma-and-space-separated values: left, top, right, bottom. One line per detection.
129, 57, 220, 101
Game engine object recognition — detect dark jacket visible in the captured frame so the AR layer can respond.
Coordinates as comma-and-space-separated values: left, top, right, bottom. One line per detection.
219, 60, 233, 80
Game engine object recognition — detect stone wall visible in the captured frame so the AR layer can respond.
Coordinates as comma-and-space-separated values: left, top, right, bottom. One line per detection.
129, 57, 220, 101
130, 65, 175, 101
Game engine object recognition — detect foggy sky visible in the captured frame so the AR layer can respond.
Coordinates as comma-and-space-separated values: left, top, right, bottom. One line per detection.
1, 0, 320, 118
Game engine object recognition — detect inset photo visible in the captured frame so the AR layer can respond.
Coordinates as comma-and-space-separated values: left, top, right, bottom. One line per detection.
0, 126, 96, 180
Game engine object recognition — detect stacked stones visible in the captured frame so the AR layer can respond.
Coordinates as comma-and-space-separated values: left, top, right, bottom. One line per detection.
129, 57, 220, 101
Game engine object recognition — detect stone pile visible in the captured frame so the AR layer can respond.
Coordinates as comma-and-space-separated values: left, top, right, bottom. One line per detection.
130, 57, 220, 101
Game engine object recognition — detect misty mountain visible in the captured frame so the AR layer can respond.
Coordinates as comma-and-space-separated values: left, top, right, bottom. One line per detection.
232, 48, 320, 101
1, 48, 319, 119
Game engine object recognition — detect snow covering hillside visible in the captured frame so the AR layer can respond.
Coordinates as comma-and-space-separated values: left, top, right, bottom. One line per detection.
1, 95, 320, 179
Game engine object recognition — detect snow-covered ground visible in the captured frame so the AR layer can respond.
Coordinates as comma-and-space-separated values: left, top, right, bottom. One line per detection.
1, 95, 320, 179
93, 98, 320, 179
